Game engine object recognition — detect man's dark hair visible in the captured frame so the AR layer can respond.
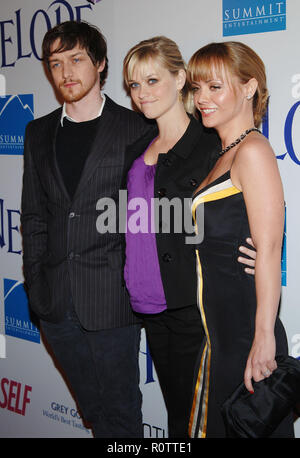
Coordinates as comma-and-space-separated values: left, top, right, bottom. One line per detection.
42, 20, 108, 87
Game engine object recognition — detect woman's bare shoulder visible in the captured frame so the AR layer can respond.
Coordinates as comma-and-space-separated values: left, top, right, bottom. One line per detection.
235, 132, 275, 165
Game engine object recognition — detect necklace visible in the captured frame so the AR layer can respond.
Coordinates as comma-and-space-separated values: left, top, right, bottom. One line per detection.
219, 128, 261, 156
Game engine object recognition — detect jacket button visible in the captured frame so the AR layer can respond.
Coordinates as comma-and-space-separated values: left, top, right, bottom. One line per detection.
162, 252, 172, 262
69, 212, 75, 218
158, 188, 166, 197
190, 178, 198, 187
163, 158, 172, 166
68, 252, 74, 260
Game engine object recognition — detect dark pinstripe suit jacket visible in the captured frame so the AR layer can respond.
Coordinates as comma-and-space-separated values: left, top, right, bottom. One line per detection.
21, 95, 150, 330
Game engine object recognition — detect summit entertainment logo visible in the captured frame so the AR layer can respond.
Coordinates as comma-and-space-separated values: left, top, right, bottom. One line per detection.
223, 0, 286, 36
0, 94, 34, 155
4, 279, 40, 344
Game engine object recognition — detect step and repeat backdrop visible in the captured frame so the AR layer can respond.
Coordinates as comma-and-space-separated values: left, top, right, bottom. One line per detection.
0, 0, 299, 438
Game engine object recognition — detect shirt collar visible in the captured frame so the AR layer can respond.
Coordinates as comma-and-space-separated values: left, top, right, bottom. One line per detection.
60, 93, 106, 126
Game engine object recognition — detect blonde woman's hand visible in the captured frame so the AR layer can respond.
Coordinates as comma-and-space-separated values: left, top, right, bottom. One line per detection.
238, 237, 256, 275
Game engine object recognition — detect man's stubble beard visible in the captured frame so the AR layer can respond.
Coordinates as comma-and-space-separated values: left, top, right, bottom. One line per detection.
59, 80, 86, 103
59, 74, 99, 104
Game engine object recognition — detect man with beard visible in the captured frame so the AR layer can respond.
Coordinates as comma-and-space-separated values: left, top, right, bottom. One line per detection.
21, 20, 150, 438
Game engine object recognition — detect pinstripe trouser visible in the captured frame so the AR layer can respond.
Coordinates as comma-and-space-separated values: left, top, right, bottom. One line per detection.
41, 305, 142, 438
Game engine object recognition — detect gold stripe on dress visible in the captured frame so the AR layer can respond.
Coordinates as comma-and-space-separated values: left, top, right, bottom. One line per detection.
189, 182, 241, 438
189, 249, 211, 438
192, 185, 241, 209
189, 341, 208, 437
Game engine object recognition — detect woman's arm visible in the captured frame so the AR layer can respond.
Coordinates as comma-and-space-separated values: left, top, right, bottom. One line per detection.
231, 135, 285, 393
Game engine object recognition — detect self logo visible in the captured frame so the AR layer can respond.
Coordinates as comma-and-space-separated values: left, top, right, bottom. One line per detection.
0, 378, 32, 416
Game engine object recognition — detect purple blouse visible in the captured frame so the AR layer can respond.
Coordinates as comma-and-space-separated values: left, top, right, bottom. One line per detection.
124, 145, 167, 314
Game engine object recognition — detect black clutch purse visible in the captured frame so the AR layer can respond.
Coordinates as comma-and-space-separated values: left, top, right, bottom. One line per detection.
221, 355, 300, 438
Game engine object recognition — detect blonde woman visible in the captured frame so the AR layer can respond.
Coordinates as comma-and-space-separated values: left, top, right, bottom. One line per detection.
122, 37, 256, 437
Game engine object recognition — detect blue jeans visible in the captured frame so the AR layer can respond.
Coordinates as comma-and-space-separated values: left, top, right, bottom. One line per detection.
41, 307, 142, 438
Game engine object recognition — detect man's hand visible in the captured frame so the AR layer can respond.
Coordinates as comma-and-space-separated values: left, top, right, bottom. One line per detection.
238, 237, 256, 275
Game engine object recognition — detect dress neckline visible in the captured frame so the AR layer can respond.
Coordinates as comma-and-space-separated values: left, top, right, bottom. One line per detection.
193, 170, 231, 200
142, 136, 158, 167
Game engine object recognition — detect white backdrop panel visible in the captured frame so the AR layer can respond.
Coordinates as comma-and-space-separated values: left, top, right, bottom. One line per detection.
0, 0, 299, 438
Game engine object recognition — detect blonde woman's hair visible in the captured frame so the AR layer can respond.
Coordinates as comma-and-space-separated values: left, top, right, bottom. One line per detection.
187, 41, 269, 127
123, 36, 193, 112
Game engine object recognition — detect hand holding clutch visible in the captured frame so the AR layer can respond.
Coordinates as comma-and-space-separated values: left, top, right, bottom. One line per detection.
221, 355, 300, 438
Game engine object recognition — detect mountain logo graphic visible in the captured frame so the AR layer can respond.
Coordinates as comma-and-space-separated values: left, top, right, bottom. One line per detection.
4, 278, 40, 344
0, 94, 34, 155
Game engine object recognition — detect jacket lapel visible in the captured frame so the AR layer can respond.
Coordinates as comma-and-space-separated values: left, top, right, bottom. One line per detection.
73, 96, 120, 199
121, 126, 158, 189
47, 108, 71, 202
